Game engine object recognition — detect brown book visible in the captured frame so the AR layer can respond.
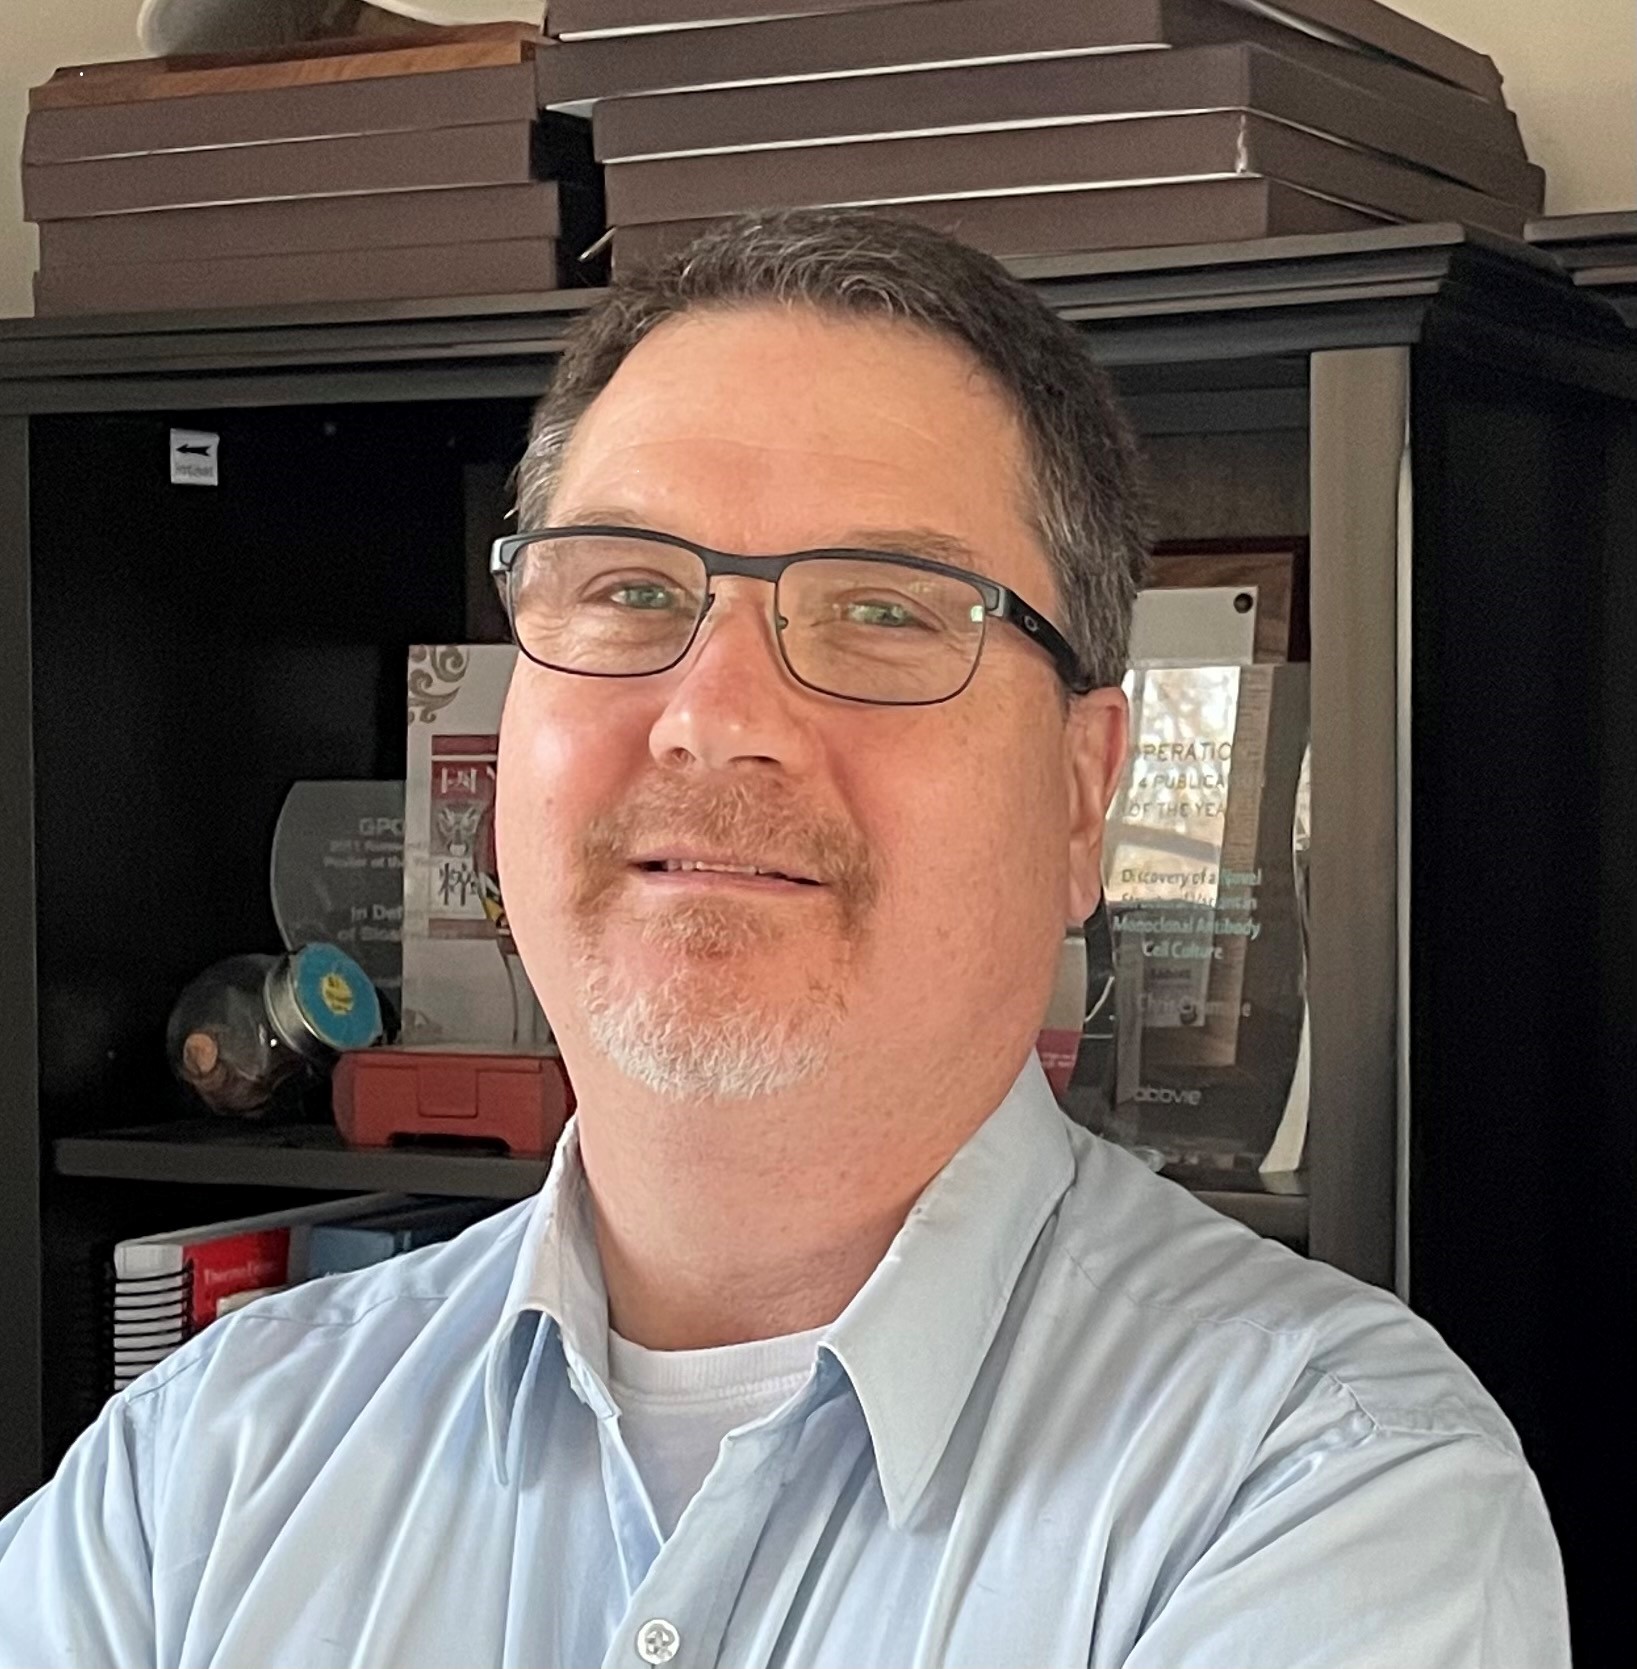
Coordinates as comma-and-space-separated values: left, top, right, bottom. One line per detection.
33, 239, 564, 317
604, 109, 1525, 235
50, 21, 542, 82
1251, 0, 1501, 101
540, 0, 1522, 157
594, 43, 1540, 209
609, 176, 1382, 273
22, 121, 549, 221
550, 1, 932, 36
24, 63, 538, 164
31, 29, 539, 112
36, 183, 564, 269
551, 0, 1502, 102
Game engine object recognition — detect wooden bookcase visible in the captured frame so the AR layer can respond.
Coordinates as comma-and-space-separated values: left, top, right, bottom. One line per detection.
2, 223, 1633, 1656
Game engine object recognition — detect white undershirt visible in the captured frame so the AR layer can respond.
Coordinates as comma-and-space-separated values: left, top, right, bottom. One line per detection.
606, 1324, 827, 1540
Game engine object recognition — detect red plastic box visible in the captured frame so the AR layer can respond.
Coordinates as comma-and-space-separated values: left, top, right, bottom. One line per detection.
332, 1048, 574, 1157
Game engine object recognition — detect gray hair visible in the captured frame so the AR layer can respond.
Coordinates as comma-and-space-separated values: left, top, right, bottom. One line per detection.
514, 208, 1150, 691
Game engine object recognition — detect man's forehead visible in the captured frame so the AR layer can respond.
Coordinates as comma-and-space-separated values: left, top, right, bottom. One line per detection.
556, 309, 1032, 530
583, 305, 1014, 439
542, 305, 1064, 609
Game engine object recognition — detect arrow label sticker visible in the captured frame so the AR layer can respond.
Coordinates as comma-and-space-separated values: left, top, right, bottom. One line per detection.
169, 429, 220, 487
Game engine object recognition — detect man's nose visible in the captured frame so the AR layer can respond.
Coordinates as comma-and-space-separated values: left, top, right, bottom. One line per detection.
646, 577, 817, 773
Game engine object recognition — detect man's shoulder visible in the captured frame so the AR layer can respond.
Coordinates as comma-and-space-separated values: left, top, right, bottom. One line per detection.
1044, 1122, 1523, 1461
124, 1192, 539, 1413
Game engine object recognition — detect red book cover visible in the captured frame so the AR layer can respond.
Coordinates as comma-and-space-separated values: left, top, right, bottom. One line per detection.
185, 1229, 292, 1329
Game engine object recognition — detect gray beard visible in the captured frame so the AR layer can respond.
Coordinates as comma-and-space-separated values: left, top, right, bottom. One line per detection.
577, 958, 844, 1102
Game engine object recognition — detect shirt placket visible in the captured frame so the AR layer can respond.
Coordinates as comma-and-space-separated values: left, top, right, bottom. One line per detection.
597, 1399, 815, 1669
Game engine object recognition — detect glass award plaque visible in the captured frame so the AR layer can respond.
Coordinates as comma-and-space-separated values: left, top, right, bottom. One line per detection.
270, 780, 404, 1031
402, 645, 550, 1050
1071, 664, 1311, 1178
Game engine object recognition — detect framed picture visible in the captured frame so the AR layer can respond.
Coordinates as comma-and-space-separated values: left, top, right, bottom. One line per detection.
1144, 537, 1309, 663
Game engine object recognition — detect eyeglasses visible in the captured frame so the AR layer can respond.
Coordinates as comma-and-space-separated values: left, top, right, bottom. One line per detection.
489, 525, 1091, 707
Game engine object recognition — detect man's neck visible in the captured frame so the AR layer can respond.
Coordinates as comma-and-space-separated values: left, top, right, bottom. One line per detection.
571, 1046, 1027, 1351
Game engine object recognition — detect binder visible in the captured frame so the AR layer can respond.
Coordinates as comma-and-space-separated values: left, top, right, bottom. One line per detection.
300, 1197, 503, 1277
108, 1194, 407, 1392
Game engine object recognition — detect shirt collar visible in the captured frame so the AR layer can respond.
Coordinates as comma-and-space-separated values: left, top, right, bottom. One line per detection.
819, 1054, 1075, 1527
483, 1054, 1076, 1518
484, 1117, 611, 1485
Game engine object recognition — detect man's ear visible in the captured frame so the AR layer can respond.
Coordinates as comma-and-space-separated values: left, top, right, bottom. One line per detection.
1063, 686, 1129, 927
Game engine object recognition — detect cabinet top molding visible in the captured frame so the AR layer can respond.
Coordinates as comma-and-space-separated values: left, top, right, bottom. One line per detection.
0, 221, 1633, 413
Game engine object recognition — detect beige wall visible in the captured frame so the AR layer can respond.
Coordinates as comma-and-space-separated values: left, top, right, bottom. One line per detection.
1394, 0, 1635, 214
0, 0, 1632, 320
2, 0, 147, 319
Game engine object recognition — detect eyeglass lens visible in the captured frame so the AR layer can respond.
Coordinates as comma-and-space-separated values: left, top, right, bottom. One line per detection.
505, 533, 988, 704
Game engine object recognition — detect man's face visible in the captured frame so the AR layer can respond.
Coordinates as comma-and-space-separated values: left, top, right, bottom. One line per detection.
497, 304, 1123, 1103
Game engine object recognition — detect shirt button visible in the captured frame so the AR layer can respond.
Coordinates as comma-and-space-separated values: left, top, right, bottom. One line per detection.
637, 1619, 680, 1664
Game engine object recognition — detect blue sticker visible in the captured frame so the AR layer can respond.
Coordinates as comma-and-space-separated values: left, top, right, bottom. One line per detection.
291, 942, 383, 1053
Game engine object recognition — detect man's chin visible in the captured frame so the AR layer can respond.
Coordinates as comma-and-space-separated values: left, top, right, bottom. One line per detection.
580, 978, 839, 1103
636, 897, 785, 962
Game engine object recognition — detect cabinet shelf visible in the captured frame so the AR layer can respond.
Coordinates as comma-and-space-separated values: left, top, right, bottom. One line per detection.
1182, 1180, 1309, 1243
52, 1121, 1307, 1240
53, 1120, 547, 1200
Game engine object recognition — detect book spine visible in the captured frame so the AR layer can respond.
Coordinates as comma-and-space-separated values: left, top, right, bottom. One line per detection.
548, 0, 937, 37
38, 182, 564, 269
111, 1262, 193, 1392
306, 1226, 439, 1277
33, 240, 566, 316
186, 1228, 293, 1329
589, 41, 1250, 160
1245, 50, 1541, 209
605, 108, 1252, 227
1254, 0, 1502, 101
23, 121, 538, 222
1239, 111, 1524, 235
31, 34, 538, 112
1161, 0, 1521, 155
23, 62, 539, 165
590, 42, 1540, 211
605, 109, 1521, 236
609, 177, 1380, 273
541, 0, 1523, 164
538, 0, 1170, 108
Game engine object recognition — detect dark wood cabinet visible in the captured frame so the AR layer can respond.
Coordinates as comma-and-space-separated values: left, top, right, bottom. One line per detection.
2, 222, 1632, 1657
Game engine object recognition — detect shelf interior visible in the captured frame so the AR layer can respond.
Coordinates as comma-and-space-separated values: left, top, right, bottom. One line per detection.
53, 1120, 1308, 1246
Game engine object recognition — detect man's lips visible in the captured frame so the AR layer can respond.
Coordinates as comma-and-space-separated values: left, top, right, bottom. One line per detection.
628, 854, 825, 887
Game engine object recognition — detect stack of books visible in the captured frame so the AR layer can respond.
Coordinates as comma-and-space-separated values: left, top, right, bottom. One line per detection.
24, 20, 601, 317
537, 0, 1543, 276
108, 1193, 505, 1392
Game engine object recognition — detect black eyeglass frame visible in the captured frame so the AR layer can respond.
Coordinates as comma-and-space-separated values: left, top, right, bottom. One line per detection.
489, 524, 1094, 706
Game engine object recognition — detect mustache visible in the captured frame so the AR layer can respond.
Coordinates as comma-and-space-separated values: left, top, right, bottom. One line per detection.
573, 777, 881, 928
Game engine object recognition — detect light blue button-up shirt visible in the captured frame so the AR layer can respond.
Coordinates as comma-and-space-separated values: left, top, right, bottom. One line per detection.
0, 1057, 1568, 1667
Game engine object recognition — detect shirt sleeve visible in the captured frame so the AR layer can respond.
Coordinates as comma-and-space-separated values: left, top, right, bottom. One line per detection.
0, 1387, 161, 1668
1121, 1411, 1570, 1669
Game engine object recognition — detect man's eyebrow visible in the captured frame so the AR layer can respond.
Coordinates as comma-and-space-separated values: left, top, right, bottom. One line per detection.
829, 526, 985, 570
544, 504, 653, 529
546, 509, 985, 571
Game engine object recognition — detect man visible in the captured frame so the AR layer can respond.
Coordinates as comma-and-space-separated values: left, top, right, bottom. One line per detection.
0, 209, 1566, 1667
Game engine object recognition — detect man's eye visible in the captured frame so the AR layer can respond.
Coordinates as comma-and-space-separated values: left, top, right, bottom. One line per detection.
842, 599, 925, 629
605, 583, 680, 610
